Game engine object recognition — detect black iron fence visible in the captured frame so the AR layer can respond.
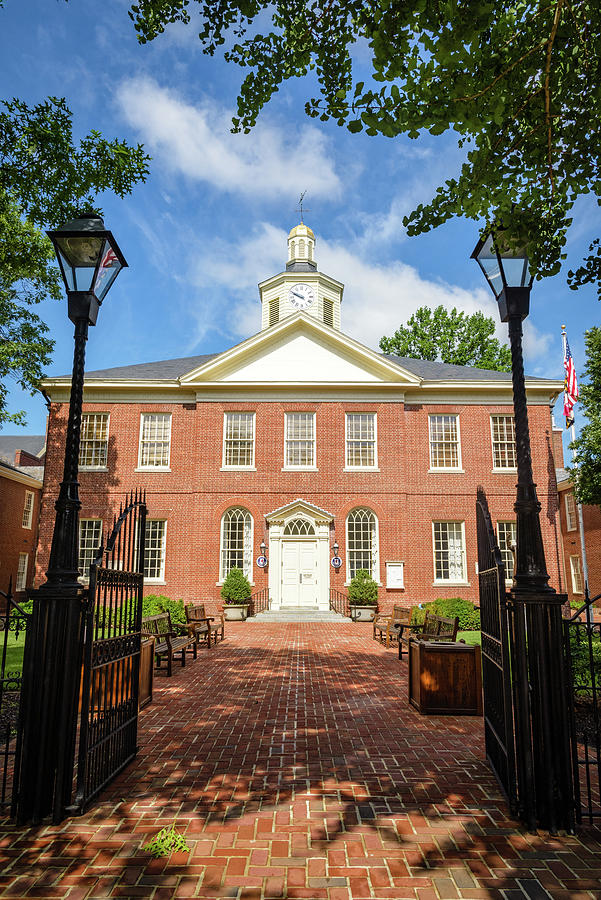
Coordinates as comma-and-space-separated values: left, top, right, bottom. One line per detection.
329, 589, 350, 619
248, 588, 270, 617
0, 579, 31, 814
563, 588, 601, 825
71, 491, 147, 814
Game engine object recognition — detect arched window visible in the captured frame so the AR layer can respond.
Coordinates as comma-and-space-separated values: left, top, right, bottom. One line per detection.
220, 507, 253, 580
346, 508, 378, 581
284, 518, 315, 536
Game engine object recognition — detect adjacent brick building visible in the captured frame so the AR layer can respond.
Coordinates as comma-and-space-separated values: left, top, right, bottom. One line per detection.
0, 436, 45, 600
556, 469, 601, 604
37, 223, 566, 613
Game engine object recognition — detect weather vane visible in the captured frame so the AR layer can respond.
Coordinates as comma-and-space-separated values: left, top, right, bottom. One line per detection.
296, 191, 310, 223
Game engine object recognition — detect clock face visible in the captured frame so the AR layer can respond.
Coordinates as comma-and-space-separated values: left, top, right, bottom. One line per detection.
288, 282, 315, 309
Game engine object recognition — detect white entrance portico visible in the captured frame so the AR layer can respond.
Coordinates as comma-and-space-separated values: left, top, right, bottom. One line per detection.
265, 499, 334, 610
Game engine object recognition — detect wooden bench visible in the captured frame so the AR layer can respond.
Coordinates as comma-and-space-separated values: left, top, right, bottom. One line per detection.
398, 611, 459, 659
373, 605, 411, 647
142, 611, 197, 676
185, 603, 225, 648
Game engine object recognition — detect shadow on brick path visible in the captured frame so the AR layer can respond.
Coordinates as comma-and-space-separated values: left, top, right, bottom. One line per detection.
1, 623, 600, 899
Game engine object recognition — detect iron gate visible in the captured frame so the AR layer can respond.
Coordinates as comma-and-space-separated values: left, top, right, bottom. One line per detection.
476, 488, 518, 814
70, 490, 147, 814
563, 588, 601, 825
0, 579, 30, 815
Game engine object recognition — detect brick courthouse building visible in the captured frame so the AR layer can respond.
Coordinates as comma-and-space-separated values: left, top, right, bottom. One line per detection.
36, 224, 566, 613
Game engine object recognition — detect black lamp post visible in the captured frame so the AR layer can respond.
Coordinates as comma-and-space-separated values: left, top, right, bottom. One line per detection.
16, 214, 126, 825
472, 227, 573, 832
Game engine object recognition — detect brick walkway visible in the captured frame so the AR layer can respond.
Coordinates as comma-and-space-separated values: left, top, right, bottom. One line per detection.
2, 623, 601, 899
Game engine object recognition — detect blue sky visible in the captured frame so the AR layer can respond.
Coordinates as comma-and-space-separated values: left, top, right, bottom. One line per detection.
1, 0, 599, 445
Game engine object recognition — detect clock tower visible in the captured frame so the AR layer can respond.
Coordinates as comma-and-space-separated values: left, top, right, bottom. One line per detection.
258, 223, 344, 331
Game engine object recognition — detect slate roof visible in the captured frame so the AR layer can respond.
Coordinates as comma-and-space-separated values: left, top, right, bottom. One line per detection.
0, 435, 46, 465
48, 350, 555, 385
0, 460, 44, 483
556, 467, 571, 485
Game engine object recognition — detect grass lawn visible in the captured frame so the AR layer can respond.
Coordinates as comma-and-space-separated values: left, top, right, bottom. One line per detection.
1, 630, 26, 674
458, 630, 481, 645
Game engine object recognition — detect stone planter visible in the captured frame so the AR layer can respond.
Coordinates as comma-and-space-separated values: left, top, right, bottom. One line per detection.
350, 605, 378, 622
223, 603, 250, 621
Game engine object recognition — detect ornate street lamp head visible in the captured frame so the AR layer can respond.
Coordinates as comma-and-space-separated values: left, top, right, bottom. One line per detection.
48, 213, 127, 322
471, 225, 533, 321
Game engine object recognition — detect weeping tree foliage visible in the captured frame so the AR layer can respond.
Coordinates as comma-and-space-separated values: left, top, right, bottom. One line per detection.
379, 305, 512, 370
570, 327, 601, 508
0, 96, 150, 425
129, 0, 601, 293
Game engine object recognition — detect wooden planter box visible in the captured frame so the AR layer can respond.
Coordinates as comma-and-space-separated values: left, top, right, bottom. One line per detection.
139, 635, 154, 709
408, 639, 483, 716
80, 634, 155, 712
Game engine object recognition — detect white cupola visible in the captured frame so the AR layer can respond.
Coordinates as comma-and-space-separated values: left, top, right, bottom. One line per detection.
287, 223, 316, 270
258, 223, 344, 331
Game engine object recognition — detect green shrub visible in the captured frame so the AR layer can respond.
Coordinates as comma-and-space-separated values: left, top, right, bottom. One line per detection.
431, 597, 480, 630
410, 603, 432, 625
348, 569, 378, 605
220, 568, 252, 604
569, 629, 601, 691
142, 594, 186, 624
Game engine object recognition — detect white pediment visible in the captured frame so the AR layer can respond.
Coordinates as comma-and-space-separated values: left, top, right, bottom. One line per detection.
265, 498, 335, 525
181, 315, 419, 385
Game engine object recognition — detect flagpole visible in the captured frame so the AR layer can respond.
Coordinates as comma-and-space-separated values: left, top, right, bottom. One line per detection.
561, 325, 591, 628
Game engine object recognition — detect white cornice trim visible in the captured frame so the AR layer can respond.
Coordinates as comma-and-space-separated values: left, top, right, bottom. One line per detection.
0, 464, 43, 489
258, 270, 344, 292
180, 314, 422, 385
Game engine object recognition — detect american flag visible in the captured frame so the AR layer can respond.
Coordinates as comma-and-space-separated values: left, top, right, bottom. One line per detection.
94, 246, 118, 294
563, 333, 579, 428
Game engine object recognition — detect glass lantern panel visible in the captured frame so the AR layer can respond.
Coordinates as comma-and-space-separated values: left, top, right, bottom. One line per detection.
93, 238, 123, 301
476, 233, 503, 297
499, 254, 530, 288
54, 234, 104, 292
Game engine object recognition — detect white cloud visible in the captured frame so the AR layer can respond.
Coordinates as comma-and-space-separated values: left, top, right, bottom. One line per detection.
181, 222, 542, 357
117, 76, 341, 200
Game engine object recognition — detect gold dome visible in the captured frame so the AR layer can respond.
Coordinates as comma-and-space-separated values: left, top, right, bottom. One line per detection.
288, 222, 315, 240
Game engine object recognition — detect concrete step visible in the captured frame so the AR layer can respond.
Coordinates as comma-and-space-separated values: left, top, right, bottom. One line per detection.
248, 607, 351, 623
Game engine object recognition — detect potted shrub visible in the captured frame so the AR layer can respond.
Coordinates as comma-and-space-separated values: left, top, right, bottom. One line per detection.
221, 568, 252, 620
348, 569, 379, 621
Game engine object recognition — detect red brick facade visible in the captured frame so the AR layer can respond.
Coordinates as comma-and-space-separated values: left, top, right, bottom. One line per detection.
36, 396, 565, 613
0, 466, 41, 600
557, 482, 601, 605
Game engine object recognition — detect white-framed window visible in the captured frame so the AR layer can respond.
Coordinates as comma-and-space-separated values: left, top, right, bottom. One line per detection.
223, 412, 255, 468
491, 415, 517, 469
284, 412, 316, 468
570, 556, 584, 594
138, 413, 171, 469
433, 521, 467, 583
497, 521, 517, 583
79, 413, 109, 468
346, 413, 377, 469
220, 507, 253, 581
283, 518, 315, 536
16, 552, 28, 591
22, 490, 34, 529
79, 519, 103, 580
346, 508, 379, 581
565, 492, 577, 532
144, 519, 167, 581
429, 415, 461, 470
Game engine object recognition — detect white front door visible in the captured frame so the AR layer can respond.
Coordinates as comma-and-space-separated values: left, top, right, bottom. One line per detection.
281, 541, 318, 606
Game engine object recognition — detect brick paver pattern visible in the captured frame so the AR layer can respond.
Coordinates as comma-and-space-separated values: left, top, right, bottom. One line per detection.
2, 623, 601, 899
